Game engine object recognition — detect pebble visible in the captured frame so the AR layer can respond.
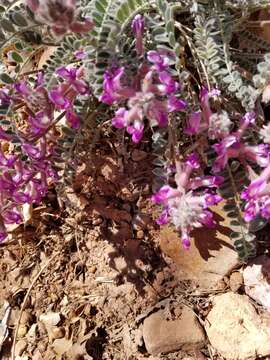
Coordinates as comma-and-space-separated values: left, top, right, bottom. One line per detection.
229, 271, 243, 292
20, 310, 33, 325
40, 312, 61, 327
51, 326, 65, 339
15, 339, 27, 356
18, 324, 28, 338
143, 305, 205, 355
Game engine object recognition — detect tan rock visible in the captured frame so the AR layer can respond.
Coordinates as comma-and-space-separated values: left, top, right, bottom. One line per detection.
40, 312, 61, 327
160, 203, 239, 290
205, 292, 270, 359
17, 324, 28, 338
243, 255, 270, 310
15, 339, 27, 356
142, 306, 205, 355
229, 271, 243, 292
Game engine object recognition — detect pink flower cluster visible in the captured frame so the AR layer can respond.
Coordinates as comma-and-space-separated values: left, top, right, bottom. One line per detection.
26, 0, 93, 36
99, 49, 186, 143
151, 84, 270, 248
0, 66, 89, 241
152, 154, 223, 249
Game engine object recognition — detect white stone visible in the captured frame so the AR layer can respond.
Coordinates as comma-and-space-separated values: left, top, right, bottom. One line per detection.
205, 292, 270, 359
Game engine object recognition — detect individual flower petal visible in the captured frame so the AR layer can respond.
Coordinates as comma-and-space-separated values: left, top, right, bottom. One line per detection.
99, 67, 125, 105
127, 120, 144, 143
74, 50, 87, 59
49, 89, 71, 109
132, 14, 144, 56
185, 153, 200, 169
151, 185, 175, 204
184, 111, 202, 135
189, 176, 224, 190
147, 50, 171, 71
158, 72, 179, 94
181, 233, 191, 250
3, 209, 22, 224
112, 108, 128, 129
167, 96, 186, 112
66, 111, 80, 129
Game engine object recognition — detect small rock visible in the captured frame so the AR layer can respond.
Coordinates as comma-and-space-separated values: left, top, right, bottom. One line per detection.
205, 292, 270, 359
27, 323, 37, 339
9, 308, 20, 326
243, 255, 270, 310
40, 312, 61, 327
51, 326, 65, 339
52, 338, 73, 356
20, 310, 33, 325
142, 305, 205, 355
15, 339, 27, 356
229, 271, 243, 292
137, 230, 144, 239
18, 324, 28, 338
131, 149, 147, 162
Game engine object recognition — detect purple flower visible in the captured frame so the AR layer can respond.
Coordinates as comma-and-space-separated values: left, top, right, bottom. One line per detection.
241, 165, 270, 221
127, 120, 144, 143
56, 66, 89, 95
66, 110, 80, 129
3, 209, 22, 224
103, 49, 186, 143
112, 108, 128, 128
132, 14, 145, 56
99, 67, 126, 105
158, 72, 179, 94
49, 88, 71, 109
26, 0, 94, 36
151, 185, 180, 204
185, 111, 202, 135
167, 96, 187, 112
28, 111, 52, 135
147, 50, 171, 71
156, 208, 170, 225
74, 50, 87, 60
185, 153, 200, 169
152, 154, 222, 249
189, 176, 224, 190
14, 81, 31, 96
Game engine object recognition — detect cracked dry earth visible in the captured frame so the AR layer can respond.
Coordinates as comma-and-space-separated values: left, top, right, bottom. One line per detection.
1, 127, 270, 360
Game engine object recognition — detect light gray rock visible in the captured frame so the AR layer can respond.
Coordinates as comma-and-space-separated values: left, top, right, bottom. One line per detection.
243, 255, 270, 310
205, 292, 270, 359
143, 305, 205, 355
